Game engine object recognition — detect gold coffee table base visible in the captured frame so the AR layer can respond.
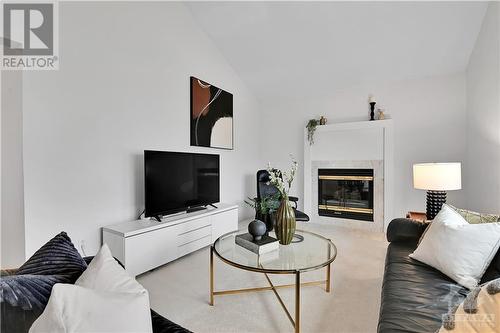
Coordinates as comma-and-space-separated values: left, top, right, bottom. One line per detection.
209, 245, 333, 333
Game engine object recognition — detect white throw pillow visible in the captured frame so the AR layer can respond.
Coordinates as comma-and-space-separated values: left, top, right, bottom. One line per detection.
29, 284, 152, 333
75, 243, 145, 293
30, 244, 152, 333
410, 204, 500, 289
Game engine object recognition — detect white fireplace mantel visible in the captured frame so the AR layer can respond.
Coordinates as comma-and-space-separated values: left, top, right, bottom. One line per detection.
303, 119, 394, 231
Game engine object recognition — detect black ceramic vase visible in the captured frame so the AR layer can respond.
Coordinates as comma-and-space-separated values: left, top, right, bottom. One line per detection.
248, 219, 266, 241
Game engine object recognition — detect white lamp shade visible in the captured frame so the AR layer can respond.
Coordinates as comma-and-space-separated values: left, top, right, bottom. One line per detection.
413, 163, 462, 191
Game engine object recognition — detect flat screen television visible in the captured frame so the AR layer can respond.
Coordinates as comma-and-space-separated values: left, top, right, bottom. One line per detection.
144, 150, 220, 218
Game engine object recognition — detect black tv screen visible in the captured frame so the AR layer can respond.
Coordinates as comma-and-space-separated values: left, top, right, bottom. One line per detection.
144, 150, 220, 217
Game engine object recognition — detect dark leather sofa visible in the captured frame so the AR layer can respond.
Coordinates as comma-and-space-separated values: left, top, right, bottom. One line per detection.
378, 218, 500, 333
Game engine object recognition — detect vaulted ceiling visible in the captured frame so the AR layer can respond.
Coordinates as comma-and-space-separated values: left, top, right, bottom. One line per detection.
187, 2, 487, 101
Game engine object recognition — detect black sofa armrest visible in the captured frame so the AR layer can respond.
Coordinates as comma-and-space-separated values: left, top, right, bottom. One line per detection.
386, 218, 428, 243
151, 310, 192, 333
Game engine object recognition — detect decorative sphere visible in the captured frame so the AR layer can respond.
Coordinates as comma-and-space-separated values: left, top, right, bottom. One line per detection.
248, 219, 266, 241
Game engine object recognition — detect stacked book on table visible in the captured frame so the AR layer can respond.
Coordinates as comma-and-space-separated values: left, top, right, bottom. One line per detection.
235, 233, 279, 255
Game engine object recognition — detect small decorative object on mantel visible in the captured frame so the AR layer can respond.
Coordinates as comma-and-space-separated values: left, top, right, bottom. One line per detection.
247, 219, 266, 241
377, 108, 385, 120
319, 116, 327, 125
368, 94, 377, 121
267, 155, 298, 245
306, 119, 320, 145
235, 233, 279, 255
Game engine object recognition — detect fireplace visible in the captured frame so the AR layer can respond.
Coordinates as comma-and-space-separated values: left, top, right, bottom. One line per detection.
318, 169, 374, 221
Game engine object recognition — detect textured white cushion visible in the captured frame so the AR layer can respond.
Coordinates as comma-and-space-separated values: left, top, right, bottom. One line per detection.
29, 284, 152, 333
438, 281, 500, 332
75, 243, 145, 293
410, 204, 500, 289
30, 244, 152, 333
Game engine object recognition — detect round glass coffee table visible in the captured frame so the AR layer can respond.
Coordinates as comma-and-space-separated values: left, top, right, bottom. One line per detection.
210, 229, 337, 333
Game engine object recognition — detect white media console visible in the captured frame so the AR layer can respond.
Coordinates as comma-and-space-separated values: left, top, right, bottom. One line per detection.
102, 203, 238, 276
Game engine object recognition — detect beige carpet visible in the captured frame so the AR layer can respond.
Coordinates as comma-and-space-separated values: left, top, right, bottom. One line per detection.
138, 222, 388, 333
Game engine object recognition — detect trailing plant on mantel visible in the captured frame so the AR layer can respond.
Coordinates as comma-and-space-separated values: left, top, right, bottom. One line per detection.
306, 119, 320, 145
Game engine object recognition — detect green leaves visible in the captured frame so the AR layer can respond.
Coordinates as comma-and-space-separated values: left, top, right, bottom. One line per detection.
244, 194, 280, 215
306, 119, 319, 145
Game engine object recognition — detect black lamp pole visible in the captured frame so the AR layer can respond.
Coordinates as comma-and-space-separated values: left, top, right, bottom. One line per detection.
426, 190, 447, 220
413, 162, 461, 220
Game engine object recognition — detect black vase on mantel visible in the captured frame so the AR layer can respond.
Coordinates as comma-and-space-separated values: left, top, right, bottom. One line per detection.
369, 102, 376, 121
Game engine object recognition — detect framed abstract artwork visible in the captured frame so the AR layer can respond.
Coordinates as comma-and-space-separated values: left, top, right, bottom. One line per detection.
190, 76, 233, 150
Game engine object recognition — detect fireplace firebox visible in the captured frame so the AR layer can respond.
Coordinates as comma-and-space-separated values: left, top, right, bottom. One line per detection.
318, 169, 374, 221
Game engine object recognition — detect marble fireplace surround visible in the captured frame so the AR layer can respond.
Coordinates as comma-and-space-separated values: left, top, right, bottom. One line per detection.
303, 120, 394, 232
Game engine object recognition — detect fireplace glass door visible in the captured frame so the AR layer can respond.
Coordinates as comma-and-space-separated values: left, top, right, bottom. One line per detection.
318, 169, 374, 221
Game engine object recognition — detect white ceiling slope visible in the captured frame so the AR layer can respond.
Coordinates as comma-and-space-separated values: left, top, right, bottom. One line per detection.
187, 2, 487, 101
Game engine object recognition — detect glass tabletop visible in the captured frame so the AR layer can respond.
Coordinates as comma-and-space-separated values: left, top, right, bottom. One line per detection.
213, 229, 337, 273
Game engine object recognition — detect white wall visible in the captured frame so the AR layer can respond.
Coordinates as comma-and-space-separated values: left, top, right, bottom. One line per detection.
260, 73, 467, 219
465, 3, 500, 213
21, 2, 261, 257
1, 69, 26, 267
12, 2, 496, 262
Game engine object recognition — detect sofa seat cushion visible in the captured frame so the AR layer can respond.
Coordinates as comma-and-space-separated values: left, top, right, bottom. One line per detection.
378, 241, 469, 333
